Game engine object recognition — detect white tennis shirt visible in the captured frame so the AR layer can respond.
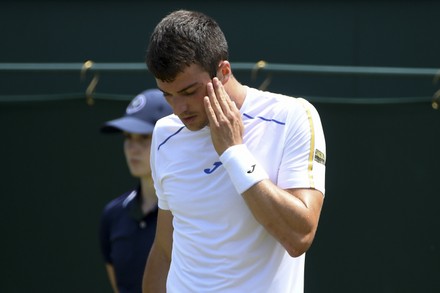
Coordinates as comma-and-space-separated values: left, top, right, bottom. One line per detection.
151, 86, 326, 292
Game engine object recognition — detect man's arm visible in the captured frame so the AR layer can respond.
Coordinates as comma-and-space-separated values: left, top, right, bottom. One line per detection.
242, 184, 323, 257
142, 209, 173, 293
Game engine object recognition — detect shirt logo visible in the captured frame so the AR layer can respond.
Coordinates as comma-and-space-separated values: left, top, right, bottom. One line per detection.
314, 149, 326, 165
247, 164, 256, 173
204, 161, 222, 174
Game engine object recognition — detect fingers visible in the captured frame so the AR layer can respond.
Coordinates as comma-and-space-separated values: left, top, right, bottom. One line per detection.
206, 77, 233, 118
204, 94, 218, 127
213, 77, 233, 112
204, 77, 244, 154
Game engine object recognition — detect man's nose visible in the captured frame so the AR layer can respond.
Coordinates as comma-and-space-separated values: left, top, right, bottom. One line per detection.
172, 96, 188, 115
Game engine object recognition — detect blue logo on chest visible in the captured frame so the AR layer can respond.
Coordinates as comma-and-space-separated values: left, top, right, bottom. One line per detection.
204, 161, 222, 174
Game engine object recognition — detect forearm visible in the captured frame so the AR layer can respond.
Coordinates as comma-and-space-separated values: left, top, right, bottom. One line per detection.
105, 263, 119, 293
242, 180, 323, 257
142, 243, 170, 293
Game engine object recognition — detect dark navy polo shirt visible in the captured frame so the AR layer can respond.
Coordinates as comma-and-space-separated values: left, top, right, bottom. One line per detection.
99, 186, 158, 293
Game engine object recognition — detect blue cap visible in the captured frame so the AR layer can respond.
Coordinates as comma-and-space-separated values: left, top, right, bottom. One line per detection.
101, 89, 172, 134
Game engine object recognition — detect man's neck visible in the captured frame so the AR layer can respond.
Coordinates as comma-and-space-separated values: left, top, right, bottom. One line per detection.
224, 76, 247, 109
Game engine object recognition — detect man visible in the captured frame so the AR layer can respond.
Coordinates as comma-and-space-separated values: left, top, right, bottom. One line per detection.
99, 89, 172, 293
142, 10, 326, 293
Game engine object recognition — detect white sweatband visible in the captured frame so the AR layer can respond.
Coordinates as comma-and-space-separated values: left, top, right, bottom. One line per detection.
219, 144, 269, 194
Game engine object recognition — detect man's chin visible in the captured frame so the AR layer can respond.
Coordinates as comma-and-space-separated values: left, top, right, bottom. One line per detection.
185, 124, 204, 131
182, 120, 208, 131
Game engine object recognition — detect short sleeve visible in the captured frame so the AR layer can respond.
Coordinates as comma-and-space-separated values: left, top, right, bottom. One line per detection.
278, 98, 326, 195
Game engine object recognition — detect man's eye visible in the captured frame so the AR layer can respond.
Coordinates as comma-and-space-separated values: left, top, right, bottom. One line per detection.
183, 91, 195, 96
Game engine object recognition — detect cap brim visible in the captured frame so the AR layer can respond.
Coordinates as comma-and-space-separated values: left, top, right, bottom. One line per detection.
100, 117, 155, 134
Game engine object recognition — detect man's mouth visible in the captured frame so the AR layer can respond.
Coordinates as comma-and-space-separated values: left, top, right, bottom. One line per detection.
180, 115, 196, 124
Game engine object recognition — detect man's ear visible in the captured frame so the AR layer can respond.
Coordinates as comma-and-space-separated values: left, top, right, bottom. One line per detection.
217, 61, 231, 84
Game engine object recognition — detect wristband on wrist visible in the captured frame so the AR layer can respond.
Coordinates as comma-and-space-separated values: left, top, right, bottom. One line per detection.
219, 144, 269, 194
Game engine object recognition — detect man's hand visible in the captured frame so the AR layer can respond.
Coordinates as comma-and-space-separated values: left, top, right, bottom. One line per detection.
204, 77, 244, 155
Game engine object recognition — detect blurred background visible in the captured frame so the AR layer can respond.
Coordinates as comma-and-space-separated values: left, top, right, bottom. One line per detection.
1, 1, 439, 292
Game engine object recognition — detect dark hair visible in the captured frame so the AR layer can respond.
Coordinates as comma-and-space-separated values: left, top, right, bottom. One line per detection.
146, 10, 229, 82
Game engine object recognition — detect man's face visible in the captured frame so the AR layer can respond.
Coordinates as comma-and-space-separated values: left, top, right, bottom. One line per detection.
156, 64, 212, 131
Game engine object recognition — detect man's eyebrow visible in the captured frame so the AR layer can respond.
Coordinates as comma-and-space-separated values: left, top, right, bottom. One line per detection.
159, 82, 200, 95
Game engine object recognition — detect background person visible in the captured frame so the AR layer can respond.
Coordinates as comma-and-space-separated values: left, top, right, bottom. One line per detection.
143, 10, 326, 293
99, 89, 172, 293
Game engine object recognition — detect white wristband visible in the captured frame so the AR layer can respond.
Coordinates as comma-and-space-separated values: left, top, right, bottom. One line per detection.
219, 144, 269, 194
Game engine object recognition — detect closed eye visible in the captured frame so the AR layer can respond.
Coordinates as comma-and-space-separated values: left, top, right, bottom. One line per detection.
182, 91, 196, 96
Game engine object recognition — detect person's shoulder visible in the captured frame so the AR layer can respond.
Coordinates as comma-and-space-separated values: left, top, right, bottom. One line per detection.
153, 113, 186, 143
154, 114, 184, 132
247, 86, 296, 102
155, 113, 180, 127
102, 189, 137, 215
246, 87, 308, 112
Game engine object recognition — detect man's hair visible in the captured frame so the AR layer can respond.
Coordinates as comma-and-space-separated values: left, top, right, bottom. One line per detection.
146, 10, 229, 82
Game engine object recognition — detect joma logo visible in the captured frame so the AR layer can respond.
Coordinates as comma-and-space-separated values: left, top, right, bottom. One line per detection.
204, 162, 222, 174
